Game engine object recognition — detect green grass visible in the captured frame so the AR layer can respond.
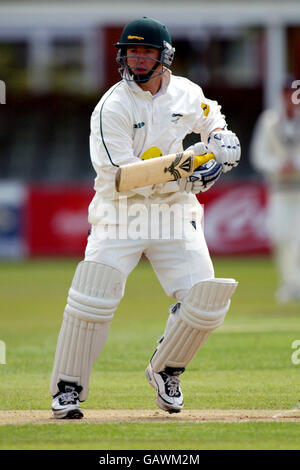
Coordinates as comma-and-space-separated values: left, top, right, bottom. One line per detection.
0, 256, 300, 449
1, 422, 300, 450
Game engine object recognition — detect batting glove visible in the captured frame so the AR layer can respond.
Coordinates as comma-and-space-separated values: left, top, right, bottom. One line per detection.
186, 141, 208, 158
179, 157, 222, 194
207, 130, 241, 173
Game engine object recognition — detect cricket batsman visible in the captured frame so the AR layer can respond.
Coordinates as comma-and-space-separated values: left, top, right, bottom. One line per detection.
50, 17, 240, 418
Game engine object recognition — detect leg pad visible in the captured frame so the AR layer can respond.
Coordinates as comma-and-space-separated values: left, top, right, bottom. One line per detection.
50, 261, 125, 401
151, 278, 238, 372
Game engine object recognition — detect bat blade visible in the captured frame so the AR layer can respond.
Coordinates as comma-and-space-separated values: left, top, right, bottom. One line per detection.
115, 151, 215, 192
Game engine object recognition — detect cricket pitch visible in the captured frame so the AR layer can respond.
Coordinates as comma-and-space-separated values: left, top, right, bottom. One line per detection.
1, 409, 300, 425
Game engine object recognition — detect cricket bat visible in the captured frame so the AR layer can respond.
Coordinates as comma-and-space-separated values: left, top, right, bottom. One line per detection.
115, 151, 215, 192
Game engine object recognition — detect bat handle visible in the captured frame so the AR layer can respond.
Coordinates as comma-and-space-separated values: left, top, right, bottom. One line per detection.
193, 153, 215, 170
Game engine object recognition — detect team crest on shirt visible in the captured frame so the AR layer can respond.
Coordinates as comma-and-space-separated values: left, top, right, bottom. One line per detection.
171, 113, 183, 123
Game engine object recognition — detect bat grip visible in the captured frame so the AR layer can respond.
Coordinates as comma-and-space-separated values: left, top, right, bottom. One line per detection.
193, 153, 215, 170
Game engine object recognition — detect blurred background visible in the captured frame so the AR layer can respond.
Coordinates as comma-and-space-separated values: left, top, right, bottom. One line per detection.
0, 0, 299, 259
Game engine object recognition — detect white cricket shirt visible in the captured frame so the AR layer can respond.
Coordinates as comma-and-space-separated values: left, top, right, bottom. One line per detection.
251, 108, 300, 191
88, 70, 226, 225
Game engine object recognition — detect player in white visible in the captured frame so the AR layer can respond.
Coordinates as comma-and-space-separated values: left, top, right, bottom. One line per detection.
251, 79, 300, 303
50, 17, 240, 418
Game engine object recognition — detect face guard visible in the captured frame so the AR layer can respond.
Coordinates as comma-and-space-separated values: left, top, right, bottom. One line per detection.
114, 17, 175, 83
116, 41, 174, 83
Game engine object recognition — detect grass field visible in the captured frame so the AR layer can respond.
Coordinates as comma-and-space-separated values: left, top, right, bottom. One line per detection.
0, 256, 299, 450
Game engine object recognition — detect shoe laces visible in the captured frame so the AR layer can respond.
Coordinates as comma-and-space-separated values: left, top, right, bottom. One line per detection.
59, 390, 79, 404
164, 375, 181, 397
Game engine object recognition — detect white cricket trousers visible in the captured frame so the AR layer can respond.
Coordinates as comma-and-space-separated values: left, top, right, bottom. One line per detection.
268, 190, 300, 291
84, 218, 214, 300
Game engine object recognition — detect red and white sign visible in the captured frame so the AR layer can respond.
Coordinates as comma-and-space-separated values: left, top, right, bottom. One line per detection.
198, 182, 270, 254
27, 185, 93, 256
25, 182, 271, 257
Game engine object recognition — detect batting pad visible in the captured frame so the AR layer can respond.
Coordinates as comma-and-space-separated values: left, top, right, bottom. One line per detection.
151, 278, 238, 373
50, 261, 124, 401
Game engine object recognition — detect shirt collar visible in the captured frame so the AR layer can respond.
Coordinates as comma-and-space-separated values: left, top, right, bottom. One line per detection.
126, 68, 171, 98
153, 69, 171, 98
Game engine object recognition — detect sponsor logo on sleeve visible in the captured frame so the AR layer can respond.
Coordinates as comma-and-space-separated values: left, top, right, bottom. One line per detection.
201, 102, 210, 117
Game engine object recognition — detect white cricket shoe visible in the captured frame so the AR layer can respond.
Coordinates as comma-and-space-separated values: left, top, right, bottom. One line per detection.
52, 381, 83, 419
145, 363, 184, 413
